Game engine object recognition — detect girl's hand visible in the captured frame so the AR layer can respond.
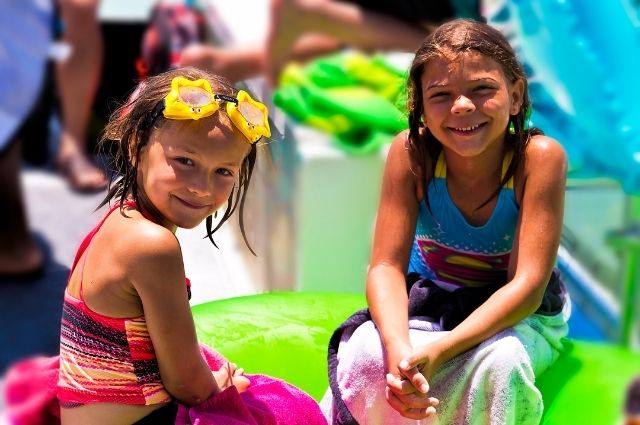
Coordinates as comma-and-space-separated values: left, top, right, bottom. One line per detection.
213, 362, 251, 394
397, 344, 444, 397
385, 373, 439, 420
385, 342, 414, 378
385, 342, 439, 419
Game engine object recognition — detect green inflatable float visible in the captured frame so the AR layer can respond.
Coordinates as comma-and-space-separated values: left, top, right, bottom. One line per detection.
273, 51, 409, 155
192, 292, 639, 424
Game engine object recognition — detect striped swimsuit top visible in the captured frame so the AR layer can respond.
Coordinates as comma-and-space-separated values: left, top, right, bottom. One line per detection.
408, 151, 519, 291
57, 202, 172, 407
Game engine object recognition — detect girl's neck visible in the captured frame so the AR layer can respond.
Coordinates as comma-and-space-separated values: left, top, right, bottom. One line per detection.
133, 193, 177, 233
443, 143, 506, 186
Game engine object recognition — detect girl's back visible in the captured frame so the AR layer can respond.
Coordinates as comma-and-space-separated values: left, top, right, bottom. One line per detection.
60, 205, 177, 424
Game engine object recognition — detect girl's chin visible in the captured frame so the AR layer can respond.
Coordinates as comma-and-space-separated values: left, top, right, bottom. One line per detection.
173, 216, 210, 230
442, 143, 489, 158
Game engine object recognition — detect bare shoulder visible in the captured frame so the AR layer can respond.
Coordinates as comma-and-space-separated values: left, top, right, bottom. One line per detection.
386, 130, 421, 177
387, 130, 412, 161
109, 210, 183, 278
525, 134, 567, 171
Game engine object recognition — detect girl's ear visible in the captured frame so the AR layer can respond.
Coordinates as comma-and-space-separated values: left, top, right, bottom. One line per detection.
509, 78, 525, 115
129, 142, 138, 167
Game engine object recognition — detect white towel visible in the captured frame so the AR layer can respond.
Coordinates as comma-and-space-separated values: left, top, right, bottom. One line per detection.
322, 310, 569, 425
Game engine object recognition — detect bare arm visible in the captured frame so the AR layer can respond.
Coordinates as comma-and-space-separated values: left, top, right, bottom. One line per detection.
266, 0, 430, 84
127, 225, 218, 405
367, 132, 420, 376
282, 0, 427, 53
401, 136, 568, 383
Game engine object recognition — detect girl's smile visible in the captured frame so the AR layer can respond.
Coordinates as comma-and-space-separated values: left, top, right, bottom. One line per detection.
447, 121, 488, 136
172, 194, 212, 210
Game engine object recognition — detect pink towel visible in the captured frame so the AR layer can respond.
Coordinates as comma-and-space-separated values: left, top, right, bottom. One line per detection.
4, 345, 326, 425
176, 345, 327, 425
3, 355, 61, 425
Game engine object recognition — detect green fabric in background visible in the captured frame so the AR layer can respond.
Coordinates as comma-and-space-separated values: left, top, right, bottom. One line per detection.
273, 51, 409, 155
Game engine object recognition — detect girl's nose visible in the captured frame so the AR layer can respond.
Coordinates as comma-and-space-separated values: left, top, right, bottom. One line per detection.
451, 95, 475, 114
188, 176, 212, 197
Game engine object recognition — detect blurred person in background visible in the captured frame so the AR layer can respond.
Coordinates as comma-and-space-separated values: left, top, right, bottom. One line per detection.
0, 0, 54, 280
625, 376, 640, 425
54, 0, 108, 192
179, 0, 481, 85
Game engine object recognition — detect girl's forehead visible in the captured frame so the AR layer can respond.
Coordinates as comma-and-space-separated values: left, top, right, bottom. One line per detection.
155, 116, 250, 157
421, 51, 507, 84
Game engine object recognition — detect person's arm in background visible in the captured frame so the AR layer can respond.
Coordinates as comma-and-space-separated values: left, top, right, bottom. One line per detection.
265, 0, 429, 82
181, 0, 433, 85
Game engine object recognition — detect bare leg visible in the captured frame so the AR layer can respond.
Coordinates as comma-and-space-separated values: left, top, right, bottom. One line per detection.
0, 140, 43, 275
56, 0, 107, 192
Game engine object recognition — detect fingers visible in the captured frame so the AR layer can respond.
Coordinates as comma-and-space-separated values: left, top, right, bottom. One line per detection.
399, 360, 429, 394
386, 373, 417, 395
386, 374, 439, 407
227, 362, 250, 392
213, 362, 250, 392
212, 368, 231, 391
233, 375, 251, 393
385, 386, 438, 420
227, 362, 250, 393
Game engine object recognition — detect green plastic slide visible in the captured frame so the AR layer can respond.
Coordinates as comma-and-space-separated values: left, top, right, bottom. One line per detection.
192, 292, 639, 424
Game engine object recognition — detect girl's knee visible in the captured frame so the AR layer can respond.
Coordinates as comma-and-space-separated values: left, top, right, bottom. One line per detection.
336, 323, 386, 387
479, 334, 535, 383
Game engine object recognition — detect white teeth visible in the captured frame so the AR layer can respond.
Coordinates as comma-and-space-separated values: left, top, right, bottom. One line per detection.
454, 124, 481, 131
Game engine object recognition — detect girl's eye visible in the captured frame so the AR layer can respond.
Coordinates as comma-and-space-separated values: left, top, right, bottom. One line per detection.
175, 157, 194, 166
474, 85, 495, 93
216, 168, 234, 177
429, 91, 449, 99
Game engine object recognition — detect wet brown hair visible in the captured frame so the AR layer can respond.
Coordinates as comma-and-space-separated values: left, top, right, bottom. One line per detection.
98, 66, 258, 253
407, 19, 542, 207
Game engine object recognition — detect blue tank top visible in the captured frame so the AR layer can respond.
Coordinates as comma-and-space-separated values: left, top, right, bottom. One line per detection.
408, 151, 518, 291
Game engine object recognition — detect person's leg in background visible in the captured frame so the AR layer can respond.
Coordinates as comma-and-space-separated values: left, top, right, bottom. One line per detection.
55, 0, 107, 192
0, 138, 43, 278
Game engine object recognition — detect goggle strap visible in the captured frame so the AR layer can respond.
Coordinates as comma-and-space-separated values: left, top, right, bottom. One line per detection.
145, 101, 166, 129
214, 93, 239, 105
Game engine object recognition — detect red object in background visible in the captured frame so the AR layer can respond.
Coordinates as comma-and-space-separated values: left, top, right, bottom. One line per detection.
136, 3, 206, 80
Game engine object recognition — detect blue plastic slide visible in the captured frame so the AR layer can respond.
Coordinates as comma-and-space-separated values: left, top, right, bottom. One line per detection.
489, 0, 640, 193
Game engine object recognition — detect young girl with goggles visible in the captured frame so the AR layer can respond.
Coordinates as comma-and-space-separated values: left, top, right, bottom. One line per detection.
5, 67, 325, 425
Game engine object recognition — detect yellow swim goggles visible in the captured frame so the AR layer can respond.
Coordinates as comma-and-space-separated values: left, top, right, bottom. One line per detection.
162, 76, 271, 144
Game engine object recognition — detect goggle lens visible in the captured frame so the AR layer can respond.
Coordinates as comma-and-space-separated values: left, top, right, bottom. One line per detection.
238, 102, 265, 127
178, 86, 212, 107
